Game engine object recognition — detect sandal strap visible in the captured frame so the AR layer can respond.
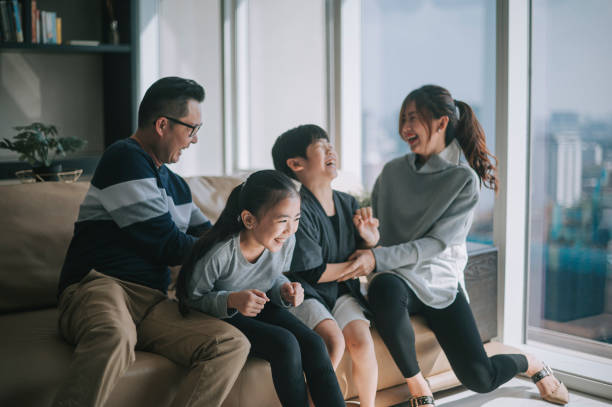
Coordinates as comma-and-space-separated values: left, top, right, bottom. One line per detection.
531, 365, 553, 384
409, 395, 435, 406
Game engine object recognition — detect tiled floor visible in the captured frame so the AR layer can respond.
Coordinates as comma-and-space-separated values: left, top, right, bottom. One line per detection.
395, 378, 611, 406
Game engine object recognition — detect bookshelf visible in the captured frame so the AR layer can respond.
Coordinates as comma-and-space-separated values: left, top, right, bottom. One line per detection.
0, 0, 137, 180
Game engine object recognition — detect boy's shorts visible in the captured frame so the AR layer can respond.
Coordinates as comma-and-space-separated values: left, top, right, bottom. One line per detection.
289, 294, 370, 331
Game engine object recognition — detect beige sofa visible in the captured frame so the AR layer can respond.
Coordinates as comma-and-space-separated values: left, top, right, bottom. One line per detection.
0, 177, 515, 407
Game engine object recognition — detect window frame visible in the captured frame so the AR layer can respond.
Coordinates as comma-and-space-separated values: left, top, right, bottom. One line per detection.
335, 0, 612, 395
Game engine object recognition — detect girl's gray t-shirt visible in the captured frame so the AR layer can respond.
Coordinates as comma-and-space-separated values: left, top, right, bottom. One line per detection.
370, 140, 479, 309
185, 233, 295, 318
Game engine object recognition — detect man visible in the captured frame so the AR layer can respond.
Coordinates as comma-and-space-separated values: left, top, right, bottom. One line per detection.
53, 77, 249, 407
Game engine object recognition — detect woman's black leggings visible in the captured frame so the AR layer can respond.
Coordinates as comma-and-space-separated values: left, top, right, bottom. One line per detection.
224, 303, 344, 407
368, 273, 528, 393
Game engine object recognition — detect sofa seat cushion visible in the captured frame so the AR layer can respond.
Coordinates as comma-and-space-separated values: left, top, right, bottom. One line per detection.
0, 308, 185, 407
0, 307, 451, 407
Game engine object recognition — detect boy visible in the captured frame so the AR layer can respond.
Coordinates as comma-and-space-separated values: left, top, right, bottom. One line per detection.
272, 124, 379, 407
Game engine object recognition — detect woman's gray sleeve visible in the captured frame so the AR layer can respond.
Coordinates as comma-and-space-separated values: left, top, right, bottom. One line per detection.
372, 177, 478, 272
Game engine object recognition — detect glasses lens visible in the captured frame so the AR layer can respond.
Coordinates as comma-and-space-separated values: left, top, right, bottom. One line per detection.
191, 124, 201, 137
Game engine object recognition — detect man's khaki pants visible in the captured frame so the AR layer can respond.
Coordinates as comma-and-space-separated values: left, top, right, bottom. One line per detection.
52, 270, 250, 407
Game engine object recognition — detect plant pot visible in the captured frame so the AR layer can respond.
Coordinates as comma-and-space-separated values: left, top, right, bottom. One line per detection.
33, 163, 63, 181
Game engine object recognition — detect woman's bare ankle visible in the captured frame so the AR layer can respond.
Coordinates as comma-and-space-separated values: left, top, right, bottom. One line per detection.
525, 353, 544, 376
405, 373, 433, 397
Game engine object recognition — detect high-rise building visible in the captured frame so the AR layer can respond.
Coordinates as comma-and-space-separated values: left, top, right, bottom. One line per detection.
553, 131, 582, 207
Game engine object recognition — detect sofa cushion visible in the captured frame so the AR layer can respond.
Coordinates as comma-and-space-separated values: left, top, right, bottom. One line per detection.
0, 308, 186, 407
0, 307, 457, 407
0, 182, 90, 313
185, 175, 244, 223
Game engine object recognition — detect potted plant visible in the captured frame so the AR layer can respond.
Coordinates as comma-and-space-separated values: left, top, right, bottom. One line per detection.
0, 122, 87, 180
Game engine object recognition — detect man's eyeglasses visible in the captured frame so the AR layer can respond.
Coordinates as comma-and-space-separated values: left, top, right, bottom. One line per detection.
155, 116, 202, 138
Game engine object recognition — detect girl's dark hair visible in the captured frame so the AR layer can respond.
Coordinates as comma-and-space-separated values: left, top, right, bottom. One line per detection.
176, 169, 299, 315
400, 85, 498, 192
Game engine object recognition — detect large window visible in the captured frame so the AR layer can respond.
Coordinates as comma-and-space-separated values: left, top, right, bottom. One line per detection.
361, 0, 496, 243
527, 0, 612, 357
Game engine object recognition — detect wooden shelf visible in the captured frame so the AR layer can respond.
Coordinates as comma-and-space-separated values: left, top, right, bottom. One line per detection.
0, 1, 137, 180
0, 43, 131, 53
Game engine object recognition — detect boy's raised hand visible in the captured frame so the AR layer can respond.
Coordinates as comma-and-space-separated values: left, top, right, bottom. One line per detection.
353, 207, 380, 248
281, 282, 304, 307
227, 289, 269, 317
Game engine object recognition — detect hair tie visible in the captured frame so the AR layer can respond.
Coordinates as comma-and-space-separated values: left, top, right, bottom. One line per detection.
453, 99, 460, 119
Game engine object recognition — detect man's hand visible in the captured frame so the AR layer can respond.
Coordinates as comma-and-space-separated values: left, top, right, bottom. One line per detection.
337, 249, 377, 282
281, 282, 304, 307
353, 207, 380, 248
227, 289, 269, 317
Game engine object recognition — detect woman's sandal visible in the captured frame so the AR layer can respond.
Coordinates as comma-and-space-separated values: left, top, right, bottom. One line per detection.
408, 395, 435, 406
531, 365, 569, 405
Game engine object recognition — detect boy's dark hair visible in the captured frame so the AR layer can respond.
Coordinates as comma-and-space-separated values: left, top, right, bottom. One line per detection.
137, 76, 205, 128
176, 169, 299, 316
271, 124, 329, 180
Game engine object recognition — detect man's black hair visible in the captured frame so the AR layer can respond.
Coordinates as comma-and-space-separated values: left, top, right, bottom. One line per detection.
137, 77, 205, 128
271, 124, 329, 180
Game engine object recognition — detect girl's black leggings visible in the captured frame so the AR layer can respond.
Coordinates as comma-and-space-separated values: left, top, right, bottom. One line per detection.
368, 273, 528, 393
224, 303, 344, 407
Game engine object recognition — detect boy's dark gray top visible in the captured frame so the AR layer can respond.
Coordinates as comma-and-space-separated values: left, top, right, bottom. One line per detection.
289, 186, 366, 311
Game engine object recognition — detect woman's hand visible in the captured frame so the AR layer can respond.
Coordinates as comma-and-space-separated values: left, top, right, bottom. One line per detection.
227, 289, 269, 317
281, 282, 304, 307
353, 207, 380, 248
337, 249, 377, 282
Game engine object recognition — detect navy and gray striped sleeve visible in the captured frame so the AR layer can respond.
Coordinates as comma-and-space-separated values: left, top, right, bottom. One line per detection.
79, 141, 198, 265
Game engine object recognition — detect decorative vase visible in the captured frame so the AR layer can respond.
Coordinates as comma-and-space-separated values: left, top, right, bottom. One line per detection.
109, 20, 120, 45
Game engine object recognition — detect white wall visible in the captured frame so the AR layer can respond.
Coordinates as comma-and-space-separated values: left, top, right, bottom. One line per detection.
0, 53, 104, 160
156, 0, 225, 176
245, 0, 327, 169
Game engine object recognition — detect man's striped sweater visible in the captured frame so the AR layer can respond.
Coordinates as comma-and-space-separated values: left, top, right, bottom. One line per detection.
58, 138, 211, 295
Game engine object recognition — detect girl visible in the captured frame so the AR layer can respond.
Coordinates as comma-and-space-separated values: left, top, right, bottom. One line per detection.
348, 85, 568, 406
177, 169, 345, 407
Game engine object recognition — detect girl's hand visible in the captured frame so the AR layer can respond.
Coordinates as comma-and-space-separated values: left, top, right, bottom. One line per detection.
353, 207, 380, 248
227, 289, 269, 317
281, 282, 304, 307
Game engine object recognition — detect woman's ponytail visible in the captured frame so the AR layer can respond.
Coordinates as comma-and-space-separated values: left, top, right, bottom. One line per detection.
454, 99, 498, 193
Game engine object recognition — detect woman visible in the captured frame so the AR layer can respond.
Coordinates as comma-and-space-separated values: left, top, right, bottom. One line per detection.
349, 85, 568, 406
177, 170, 345, 407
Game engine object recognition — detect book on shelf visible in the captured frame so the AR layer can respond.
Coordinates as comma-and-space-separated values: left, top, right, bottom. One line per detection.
66, 40, 100, 46
31, 0, 36, 43
45, 10, 55, 44
11, 0, 22, 42
56, 16, 60, 44
35, 8, 39, 43
37, 8, 61, 45
0, 1, 14, 42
